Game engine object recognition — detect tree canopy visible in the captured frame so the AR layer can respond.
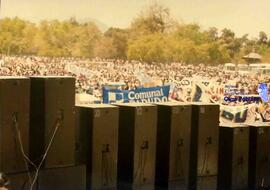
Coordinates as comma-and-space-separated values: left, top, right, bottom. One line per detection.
1, 4, 270, 64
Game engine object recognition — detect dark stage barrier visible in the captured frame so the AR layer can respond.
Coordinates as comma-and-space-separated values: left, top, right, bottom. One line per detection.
0, 76, 269, 190
190, 103, 220, 190
248, 123, 270, 190
116, 103, 157, 190
29, 76, 76, 169
76, 104, 119, 190
218, 124, 249, 190
0, 77, 30, 173
155, 102, 192, 190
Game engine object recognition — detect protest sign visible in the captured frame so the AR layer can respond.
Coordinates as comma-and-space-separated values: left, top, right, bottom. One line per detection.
103, 85, 170, 104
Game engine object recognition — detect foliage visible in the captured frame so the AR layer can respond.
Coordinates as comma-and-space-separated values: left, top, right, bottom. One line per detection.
1, 4, 270, 64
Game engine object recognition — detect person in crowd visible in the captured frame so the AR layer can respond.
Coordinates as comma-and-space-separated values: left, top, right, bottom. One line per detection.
0, 173, 9, 190
0, 55, 269, 106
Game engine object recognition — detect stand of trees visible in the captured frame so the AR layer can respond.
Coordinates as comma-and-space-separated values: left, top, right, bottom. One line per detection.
1, 3, 270, 64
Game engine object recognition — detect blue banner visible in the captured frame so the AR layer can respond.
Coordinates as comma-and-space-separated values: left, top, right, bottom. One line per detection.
103, 86, 170, 104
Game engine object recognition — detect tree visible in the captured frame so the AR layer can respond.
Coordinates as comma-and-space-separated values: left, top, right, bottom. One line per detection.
130, 3, 173, 38
94, 37, 117, 59
174, 24, 208, 45
219, 28, 243, 60
208, 42, 231, 64
258, 31, 268, 44
104, 28, 128, 58
204, 27, 218, 42
34, 20, 71, 56
127, 33, 167, 63
0, 17, 37, 55
77, 22, 102, 57
220, 28, 235, 43
34, 20, 101, 57
2, 13, 270, 64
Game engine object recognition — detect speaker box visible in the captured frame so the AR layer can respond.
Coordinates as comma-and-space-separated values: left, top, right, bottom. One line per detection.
248, 123, 270, 190
29, 76, 76, 168
155, 102, 192, 190
38, 165, 86, 190
6, 171, 36, 190
218, 124, 249, 190
190, 103, 219, 190
0, 77, 30, 173
76, 104, 119, 190
115, 103, 157, 190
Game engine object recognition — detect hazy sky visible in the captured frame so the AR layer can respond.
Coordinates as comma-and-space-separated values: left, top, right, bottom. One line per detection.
1, 0, 270, 37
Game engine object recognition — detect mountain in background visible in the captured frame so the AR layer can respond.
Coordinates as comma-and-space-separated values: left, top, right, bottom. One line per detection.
78, 18, 109, 32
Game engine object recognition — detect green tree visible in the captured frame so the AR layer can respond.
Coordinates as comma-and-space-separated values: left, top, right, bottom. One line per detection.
34, 20, 101, 57
204, 27, 219, 42
103, 28, 129, 58
208, 42, 231, 64
0, 17, 37, 55
130, 3, 173, 38
220, 28, 235, 43
219, 28, 243, 60
258, 31, 268, 45
127, 33, 167, 63
94, 36, 117, 58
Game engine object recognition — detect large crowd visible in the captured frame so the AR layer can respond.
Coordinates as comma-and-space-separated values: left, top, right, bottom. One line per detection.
0, 55, 270, 104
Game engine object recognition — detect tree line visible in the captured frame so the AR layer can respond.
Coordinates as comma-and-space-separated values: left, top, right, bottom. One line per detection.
1, 3, 270, 64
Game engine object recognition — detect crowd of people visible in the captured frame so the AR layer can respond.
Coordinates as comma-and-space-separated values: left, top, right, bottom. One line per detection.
0, 55, 270, 104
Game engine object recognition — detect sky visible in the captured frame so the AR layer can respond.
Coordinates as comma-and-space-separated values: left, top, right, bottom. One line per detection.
1, 0, 270, 37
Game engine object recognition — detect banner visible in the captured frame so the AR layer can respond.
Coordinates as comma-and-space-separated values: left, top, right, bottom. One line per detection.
103, 86, 170, 104
134, 70, 162, 87
169, 78, 193, 102
170, 77, 270, 123
220, 104, 250, 123
65, 63, 97, 77
220, 103, 270, 123
76, 93, 101, 104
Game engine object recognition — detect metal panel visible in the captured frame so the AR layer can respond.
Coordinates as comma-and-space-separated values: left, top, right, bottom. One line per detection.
0, 77, 30, 173
116, 103, 157, 190
30, 77, 76, 168
76, 104, 119, 190
155, 103, 192, 190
